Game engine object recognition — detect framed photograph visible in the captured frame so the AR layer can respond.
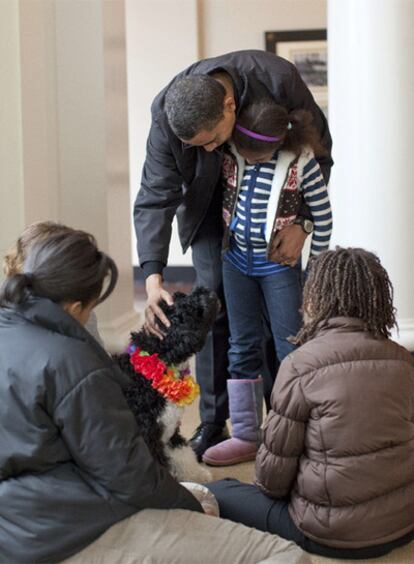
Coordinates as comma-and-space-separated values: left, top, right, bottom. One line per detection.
265, 30, 328, 118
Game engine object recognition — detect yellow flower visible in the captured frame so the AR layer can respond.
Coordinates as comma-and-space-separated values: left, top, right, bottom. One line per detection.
176, 376, 200, 406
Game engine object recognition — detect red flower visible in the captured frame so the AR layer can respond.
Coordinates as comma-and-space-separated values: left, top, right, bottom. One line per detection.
128, 348, 199, 406
130, 350, 166, 383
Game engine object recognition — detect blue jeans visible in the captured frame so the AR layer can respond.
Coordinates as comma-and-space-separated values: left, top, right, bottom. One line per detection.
222, 260, 302, 379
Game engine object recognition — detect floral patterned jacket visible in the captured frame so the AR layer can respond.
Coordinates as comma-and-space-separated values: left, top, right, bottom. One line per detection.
221, 144, 313, 262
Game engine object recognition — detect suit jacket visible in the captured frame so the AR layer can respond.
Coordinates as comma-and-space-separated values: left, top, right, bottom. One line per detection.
134, 50, 333, 273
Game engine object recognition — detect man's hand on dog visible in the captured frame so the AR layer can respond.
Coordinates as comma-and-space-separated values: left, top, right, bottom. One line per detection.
145, 274, 173, 339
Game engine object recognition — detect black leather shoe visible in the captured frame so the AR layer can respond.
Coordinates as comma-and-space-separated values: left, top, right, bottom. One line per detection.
189, 422, 230, 461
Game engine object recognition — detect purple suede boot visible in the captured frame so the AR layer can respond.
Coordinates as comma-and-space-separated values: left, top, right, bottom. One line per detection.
202, 377, 263, 466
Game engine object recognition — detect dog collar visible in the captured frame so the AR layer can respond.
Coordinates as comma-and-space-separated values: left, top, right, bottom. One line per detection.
128, 346, 199, 406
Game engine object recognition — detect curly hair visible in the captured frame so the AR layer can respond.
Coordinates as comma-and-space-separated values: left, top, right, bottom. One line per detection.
3, 221, 73, 277
294, 248, 397, 345
233, 98, 326, 157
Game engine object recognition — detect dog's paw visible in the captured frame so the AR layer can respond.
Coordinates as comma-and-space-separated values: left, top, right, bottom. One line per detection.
166, 444, 212, 483
193, 465, 213, 484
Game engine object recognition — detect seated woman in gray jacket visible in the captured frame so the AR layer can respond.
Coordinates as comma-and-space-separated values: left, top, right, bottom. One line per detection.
0, 228, 309, 564
2, 220, 105, 345
208, 248, 414, 560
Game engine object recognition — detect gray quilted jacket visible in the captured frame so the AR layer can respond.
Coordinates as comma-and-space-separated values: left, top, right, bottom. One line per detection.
0, 297, 201, 563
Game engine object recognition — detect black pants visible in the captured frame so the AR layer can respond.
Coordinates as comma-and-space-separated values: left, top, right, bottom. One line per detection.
191, 186, 278, 424
207, 479, 414, 560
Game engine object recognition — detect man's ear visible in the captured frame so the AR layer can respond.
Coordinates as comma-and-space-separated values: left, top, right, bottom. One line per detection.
223, 95, 236, 113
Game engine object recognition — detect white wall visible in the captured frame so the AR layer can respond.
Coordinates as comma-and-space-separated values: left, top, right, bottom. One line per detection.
125, 0, 327, 266
125, 0, 199, 267
201, 0, 326, 57
1, 0, 136, 351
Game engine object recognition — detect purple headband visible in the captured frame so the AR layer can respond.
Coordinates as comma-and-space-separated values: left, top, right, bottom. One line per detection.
235, 123, 282, 143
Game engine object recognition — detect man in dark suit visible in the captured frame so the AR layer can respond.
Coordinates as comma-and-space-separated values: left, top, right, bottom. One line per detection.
134, 50, 332, 459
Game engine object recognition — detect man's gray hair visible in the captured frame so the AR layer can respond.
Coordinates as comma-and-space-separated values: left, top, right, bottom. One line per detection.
165, 75, 226, 140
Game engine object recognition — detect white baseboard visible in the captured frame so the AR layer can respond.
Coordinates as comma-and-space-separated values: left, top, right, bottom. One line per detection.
99, 309, 142, 353
392, 318, 414, 352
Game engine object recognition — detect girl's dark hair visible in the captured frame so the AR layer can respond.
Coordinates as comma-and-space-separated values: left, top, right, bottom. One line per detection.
233, 98, 326, 157
294, 248, 397, 345
3, 221, 74, 277
0, 231, 118, 308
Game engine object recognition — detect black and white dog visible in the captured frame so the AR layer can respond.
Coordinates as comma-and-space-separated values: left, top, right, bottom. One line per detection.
116, 287, 219, 483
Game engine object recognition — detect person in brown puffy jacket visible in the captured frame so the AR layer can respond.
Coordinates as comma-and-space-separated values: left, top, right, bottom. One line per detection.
207, 247, 414, 559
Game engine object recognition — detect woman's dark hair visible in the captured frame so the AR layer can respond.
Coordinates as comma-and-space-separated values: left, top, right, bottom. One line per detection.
233, 98, 326, 157
294, 248, 397, 345
165, 75, 226, 139
3, 221, 75, 277
0, 231, 118, 308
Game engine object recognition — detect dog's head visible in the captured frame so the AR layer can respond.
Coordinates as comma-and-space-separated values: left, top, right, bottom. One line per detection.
131, 286, 220, 365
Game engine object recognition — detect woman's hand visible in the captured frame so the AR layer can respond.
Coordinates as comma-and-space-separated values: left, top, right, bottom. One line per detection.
270, 224, 307, 266
144, 274, 173, 339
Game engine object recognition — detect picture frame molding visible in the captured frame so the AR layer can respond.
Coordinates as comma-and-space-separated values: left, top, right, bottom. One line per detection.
265, 29, 328, 119
265, 29, 327, 53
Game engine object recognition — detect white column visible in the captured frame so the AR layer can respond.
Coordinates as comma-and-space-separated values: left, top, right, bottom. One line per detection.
54, 0, 137, 350
0, 0, 137, 351
328, 0, 414, 349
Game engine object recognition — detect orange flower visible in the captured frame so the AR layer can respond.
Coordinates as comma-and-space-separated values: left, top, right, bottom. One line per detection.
129, 347, 199, 405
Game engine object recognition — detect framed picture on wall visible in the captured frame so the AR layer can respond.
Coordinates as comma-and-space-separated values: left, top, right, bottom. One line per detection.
265, 30, 328, 118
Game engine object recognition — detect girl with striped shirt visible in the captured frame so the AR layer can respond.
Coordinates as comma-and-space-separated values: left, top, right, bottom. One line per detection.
202, 100, 332, 467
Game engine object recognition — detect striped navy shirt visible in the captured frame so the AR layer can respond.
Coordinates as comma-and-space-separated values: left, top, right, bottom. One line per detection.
225, 154, 332, 277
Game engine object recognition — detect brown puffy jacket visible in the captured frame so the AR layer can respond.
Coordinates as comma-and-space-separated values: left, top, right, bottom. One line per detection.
255, 317, 414, 548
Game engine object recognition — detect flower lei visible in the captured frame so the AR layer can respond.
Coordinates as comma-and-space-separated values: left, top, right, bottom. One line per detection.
128, 344, 199, 406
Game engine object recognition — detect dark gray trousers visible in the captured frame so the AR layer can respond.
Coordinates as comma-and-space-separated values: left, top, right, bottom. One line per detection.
207, 479, 414, 560
191, 189, 230, 424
